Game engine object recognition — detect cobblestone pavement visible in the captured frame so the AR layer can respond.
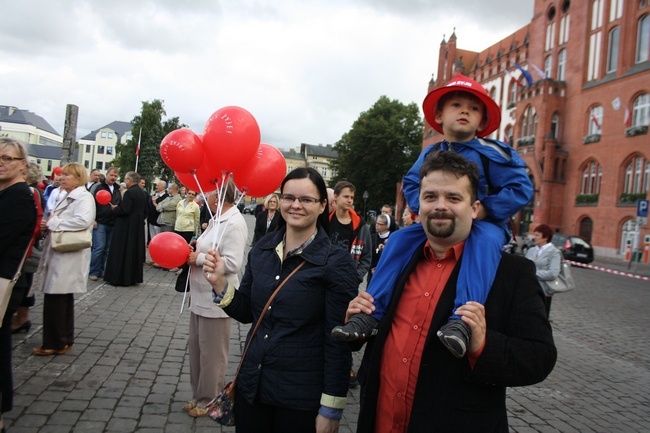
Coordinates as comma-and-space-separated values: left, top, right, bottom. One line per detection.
6, 216, 650, 432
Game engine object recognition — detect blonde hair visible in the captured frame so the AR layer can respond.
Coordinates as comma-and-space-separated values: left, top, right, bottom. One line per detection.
27, 162, 43, 185
264, 193, 279, 208
61, 162, 89, 185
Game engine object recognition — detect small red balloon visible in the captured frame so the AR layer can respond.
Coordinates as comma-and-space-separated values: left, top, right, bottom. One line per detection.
160, 129, 205, 174
96, 190, 111, 205
176, 158, 225, 195
52, 167, 63, 175
148, 232, 190, 269
233, 143, 286, 197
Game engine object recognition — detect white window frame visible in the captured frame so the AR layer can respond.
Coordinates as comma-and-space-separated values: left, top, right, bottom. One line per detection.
589, 106, 603, 135
637, 15, 649, 63
559, 15, 570, 44
544, 55, 553, 78
588, 32, 602, 81
557, 49, 567, 81
633, 94, 650, 127
609, 0, 624, 22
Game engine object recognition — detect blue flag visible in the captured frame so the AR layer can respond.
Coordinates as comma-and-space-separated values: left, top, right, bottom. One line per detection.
515, 63, 534, 87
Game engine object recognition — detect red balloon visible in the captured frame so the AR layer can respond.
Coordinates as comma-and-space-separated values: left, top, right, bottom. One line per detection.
203, 106, 261, 172
176, 158, 225, 194
36, 182, 45, 191
148, 232, 190, 269
52, 167, 62, 175
233, 143, 286, 197
160, 129, 205, 173
96, 190, 111, 205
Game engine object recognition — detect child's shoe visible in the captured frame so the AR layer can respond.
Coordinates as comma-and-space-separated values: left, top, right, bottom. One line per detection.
331, 313, 379, 342
437, 319, 472, 358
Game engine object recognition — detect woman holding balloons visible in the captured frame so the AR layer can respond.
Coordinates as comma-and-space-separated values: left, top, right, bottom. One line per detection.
181, 179, 248, 418
202, 168, 358, 433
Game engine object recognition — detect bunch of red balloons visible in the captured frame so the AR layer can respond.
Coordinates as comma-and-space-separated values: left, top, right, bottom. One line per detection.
160, 106, 286, 198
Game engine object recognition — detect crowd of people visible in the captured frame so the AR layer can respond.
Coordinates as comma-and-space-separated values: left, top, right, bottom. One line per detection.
0, 73, 564, 433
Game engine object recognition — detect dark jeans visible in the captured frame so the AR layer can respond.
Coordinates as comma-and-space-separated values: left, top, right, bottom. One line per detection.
234, 393, 318, 433
89, 223, 114, 277
43, 293, 75, 350
544, 296, 552, 318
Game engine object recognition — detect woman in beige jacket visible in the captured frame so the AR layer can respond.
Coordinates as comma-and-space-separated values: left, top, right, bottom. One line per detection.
182, 180, 248, 417
34, 163, 95, 356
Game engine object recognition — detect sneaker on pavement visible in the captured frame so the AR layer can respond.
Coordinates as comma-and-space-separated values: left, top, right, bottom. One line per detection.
331, 313, 379, 342
89, 276, 98, 281
437, 319, 472, 359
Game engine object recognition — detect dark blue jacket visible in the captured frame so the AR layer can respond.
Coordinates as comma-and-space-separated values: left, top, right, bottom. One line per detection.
223, 226, 358, 410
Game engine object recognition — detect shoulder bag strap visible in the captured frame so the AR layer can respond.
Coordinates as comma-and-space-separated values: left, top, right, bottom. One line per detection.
232, 260, 306, 383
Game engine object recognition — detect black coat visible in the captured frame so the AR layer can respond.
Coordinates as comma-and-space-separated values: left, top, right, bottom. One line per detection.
357, 246, 557, 433
251, 209, 281, 245
222, 227, 358, 410
104, 185, 147, 286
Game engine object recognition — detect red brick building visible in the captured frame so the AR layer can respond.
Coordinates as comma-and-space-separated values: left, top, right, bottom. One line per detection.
423, 0, 649, 259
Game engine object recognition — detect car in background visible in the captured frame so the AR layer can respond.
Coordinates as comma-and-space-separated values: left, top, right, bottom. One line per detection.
242, 204, 257, 214
551, 233, 595, 264
236, 202, 245, 212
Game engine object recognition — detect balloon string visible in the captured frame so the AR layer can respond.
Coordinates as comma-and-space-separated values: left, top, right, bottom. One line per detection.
192, 172, 214, 221
180, 266, 190, 314
211, 171, 231, 250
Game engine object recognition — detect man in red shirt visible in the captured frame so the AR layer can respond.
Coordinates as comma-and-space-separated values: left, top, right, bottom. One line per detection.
349, 151, 556, 433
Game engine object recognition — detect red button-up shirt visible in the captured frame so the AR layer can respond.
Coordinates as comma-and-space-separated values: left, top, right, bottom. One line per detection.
375, 241, 464, 433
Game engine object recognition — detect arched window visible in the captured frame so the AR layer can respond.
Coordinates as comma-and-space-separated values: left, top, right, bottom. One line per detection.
550, 113, 560, 139
632, 93, 650, 127
623, 156, 650, 194
544, 55, 553, 78
637, 15, 649, 63
522, 106, 538, 138
588, 106, 603, 134
581, 160, 602, 194
508, 79, 518, 104
607, 26, 620, 73
557, 49, 567, 81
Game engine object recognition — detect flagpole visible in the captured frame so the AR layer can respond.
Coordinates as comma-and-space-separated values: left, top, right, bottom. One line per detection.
134, 129, 142, 172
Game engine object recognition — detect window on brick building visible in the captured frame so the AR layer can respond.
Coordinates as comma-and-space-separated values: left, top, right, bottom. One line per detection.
637, 15, 649, 63
504, 125, 514, 145
581, 160, 602, 194
522, 105, 538, 138
557, 49, 567, 80
550, 113, 560, 139
588, 0, 604, 81
508, 79, 518, 104
623, 156, 650, 194
559, 14, 570, 45
632, 94, 650, 127
607, 26, 620, 73
545, 21, 556, 51
591, 0, 604, 30
588, 106, 603, 135
609, 0, 624, 21
544, 55, 553, 78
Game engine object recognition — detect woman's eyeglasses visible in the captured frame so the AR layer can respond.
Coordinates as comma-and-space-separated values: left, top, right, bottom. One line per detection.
0, 156, 24, 164
280, 194, 321, 205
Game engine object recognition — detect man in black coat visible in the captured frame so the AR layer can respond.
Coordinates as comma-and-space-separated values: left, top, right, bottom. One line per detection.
104, 171, 148, 286
88, 167, 121, 281
350, 151, 556, 433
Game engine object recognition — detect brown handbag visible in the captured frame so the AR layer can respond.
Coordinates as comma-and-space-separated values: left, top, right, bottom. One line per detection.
206, 260, 306, 426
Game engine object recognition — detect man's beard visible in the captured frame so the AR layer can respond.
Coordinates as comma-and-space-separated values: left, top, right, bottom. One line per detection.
425, 211, 455, 238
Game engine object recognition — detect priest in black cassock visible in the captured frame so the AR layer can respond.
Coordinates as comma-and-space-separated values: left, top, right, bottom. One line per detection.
104, 171, 148, 286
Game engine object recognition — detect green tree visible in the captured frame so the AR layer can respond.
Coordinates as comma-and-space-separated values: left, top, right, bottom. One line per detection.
113, 99, 184, 184
330, 96, 423, 214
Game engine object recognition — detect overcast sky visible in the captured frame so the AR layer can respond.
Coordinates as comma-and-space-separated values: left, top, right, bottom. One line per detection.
1, 0, 533, 150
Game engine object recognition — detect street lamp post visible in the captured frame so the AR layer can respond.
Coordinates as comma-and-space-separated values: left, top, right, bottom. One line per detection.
362, 190, 369, 222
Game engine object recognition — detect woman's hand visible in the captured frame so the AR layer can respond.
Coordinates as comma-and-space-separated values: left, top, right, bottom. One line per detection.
315, 414, 340, 433
345, 292, 375, 324
187, 250, 198, 266
202, 248, 227, 293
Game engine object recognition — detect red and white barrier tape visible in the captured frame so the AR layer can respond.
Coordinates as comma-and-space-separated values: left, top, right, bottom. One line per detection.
566, 260, 650, 282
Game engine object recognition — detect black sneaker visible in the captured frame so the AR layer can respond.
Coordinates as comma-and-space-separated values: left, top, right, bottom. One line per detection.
349, 370, 358, 389
437, 319, 472, 359
331, 313, 379, 342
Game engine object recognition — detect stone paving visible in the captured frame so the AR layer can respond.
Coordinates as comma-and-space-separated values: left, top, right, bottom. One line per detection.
6, 215, 650, 432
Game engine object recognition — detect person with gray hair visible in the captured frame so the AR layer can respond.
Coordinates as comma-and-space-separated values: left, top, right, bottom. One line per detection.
146, 180, 169, 266
104, 171, 148, 286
